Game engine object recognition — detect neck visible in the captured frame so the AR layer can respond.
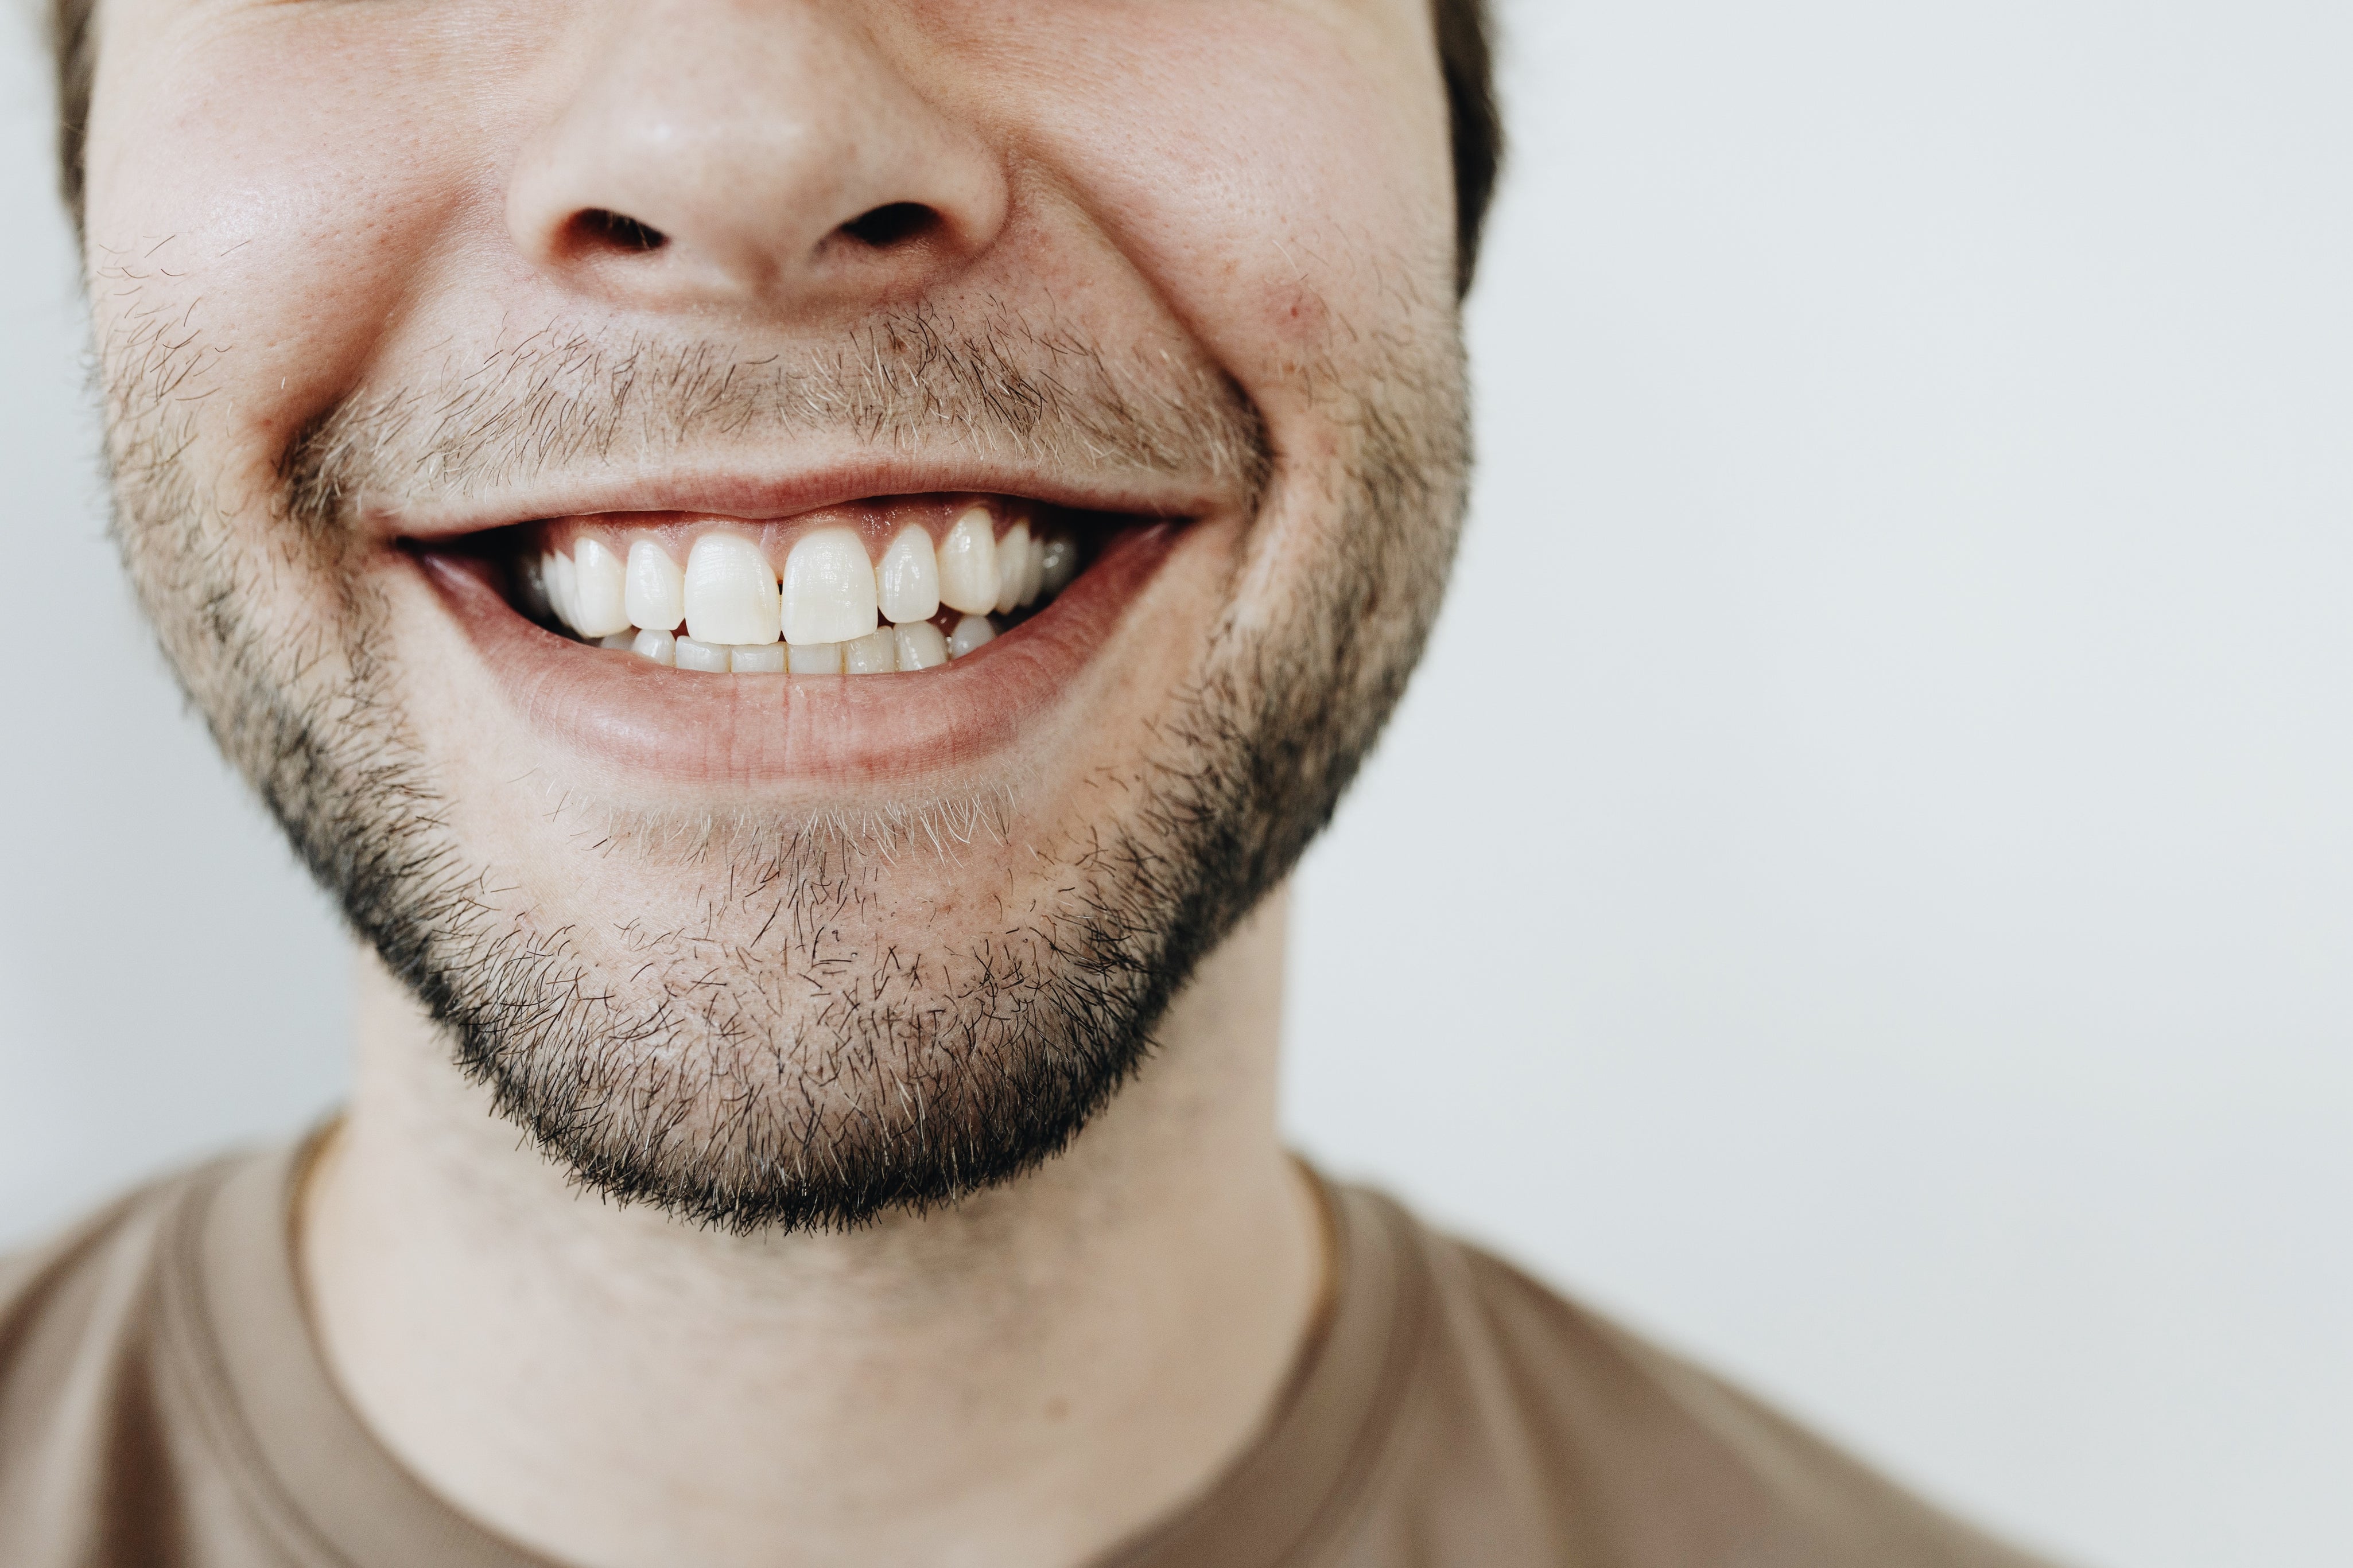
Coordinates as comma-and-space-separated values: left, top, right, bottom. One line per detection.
301, 892, 1320, 1568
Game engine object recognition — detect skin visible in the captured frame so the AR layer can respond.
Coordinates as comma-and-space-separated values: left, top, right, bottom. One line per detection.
309, 896, 1313, 1566
80, 1, 1462, 1563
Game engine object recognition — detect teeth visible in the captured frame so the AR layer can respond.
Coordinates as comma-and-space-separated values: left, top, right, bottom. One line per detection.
993, 521, 1031, 615
728, 642, 786, 674
674, 635, 731, 673
843, 626, 898, 674
1038, 535, 1078, 596
625, 540, 685, 632
783, 527, 880, 646
949, 613, 997, 659
937, 508, 998, 614
572, 538, 632, 637
876, 526, 941, 625
894, 622, 949, 670
1019, 530, 1047, 607
684, 534, 781, 645
548, 550, 580, 631
515, 555, 552, 621
533, 512, 1086, 671
787, 640, 844, 674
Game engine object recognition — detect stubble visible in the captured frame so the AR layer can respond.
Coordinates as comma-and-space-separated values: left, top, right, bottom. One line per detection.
99, 289, 1469, 1232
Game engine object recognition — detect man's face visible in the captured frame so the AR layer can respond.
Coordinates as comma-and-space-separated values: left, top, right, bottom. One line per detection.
82, 0, 1467, 1228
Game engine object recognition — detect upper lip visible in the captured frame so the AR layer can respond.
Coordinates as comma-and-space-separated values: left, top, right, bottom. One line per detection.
372, 453, 1241, 544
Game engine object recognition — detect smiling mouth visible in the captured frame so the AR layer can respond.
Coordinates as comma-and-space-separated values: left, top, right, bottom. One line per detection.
406, 487, 1191, 786
486, 493, 1106, 674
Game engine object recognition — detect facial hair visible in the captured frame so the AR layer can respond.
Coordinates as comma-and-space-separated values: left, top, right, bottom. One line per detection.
103, 299, 1469, 1234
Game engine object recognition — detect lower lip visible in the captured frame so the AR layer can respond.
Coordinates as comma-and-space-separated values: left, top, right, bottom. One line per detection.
417, 523, 1182, 789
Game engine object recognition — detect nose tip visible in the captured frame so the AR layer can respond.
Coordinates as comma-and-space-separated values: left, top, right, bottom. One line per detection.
506, 11, 1008, 312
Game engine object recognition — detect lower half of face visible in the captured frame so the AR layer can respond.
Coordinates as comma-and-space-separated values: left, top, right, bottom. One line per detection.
108, 309, 1469, 1231
88, 0, 1466, 1228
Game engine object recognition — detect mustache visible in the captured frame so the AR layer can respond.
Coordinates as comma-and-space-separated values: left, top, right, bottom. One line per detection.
275, 303, 1271, 533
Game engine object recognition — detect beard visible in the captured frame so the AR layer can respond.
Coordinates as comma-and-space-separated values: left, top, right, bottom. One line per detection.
105, 301, 1469, 1233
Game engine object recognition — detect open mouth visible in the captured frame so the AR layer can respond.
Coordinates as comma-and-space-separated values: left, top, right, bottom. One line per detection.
407, 488, 1193, 785
495, 494, 1102, 674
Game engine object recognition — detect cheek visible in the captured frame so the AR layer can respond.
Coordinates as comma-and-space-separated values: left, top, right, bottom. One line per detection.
974, 3, 1455, 393
81, 8, 538, 480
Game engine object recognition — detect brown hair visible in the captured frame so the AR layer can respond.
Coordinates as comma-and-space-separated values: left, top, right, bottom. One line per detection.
48, 0, 1501, 292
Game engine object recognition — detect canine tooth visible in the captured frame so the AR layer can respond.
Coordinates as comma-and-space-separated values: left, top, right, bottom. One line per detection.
844, 627, 898, 674
625, 540, 685, 631
548, 550, 580, 631
787, 640, 844, 674
948, 613, 997, 659
993, 521, 1031, 614
597, 632, 636, 650
514, 555, 552, 620
894, 622, 949, 670
937, 508, 998, 614
684, 534, 780, 645
572, 538, 631, 637
631, 628, 676, 666
876, 526, 941, 624
783, 527, 880, 645
728, 642, 786, 674
1019, 530, 1046, 606
674, 636, 730, 673
1038, 535, 1078, 596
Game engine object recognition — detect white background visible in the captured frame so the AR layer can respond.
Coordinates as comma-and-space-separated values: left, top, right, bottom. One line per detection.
2, 3, 2344, 1564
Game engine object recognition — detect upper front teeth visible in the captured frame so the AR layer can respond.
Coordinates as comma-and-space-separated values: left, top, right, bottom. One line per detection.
570, 537, 631, 638
782, 528, 880, 645
532, 509, 1079, 674
683, 534, 781, 645
626, 539, 685, 632
877, 526, 940, 624
936, 508, 997, 615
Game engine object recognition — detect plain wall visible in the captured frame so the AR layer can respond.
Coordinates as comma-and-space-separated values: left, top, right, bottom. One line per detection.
3, 4, 2346, 1565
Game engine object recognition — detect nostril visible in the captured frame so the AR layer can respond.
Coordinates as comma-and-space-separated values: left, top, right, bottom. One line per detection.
570, 208, 669, 254
840, 202, 939, 250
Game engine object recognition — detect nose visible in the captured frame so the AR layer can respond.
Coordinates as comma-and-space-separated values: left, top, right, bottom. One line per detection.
506, 2, 1009, 312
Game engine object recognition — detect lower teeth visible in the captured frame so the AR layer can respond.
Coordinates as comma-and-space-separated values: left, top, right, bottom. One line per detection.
580, 619, 995, 675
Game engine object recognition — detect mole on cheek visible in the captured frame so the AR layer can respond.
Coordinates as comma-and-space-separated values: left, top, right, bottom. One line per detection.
1261, 274, 1332, 348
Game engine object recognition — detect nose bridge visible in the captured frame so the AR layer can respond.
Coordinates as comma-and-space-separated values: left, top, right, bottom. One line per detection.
507, 1, 1007, 309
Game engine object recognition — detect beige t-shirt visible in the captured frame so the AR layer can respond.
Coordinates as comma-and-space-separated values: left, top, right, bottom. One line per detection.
0, 1140, 2056, 1567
